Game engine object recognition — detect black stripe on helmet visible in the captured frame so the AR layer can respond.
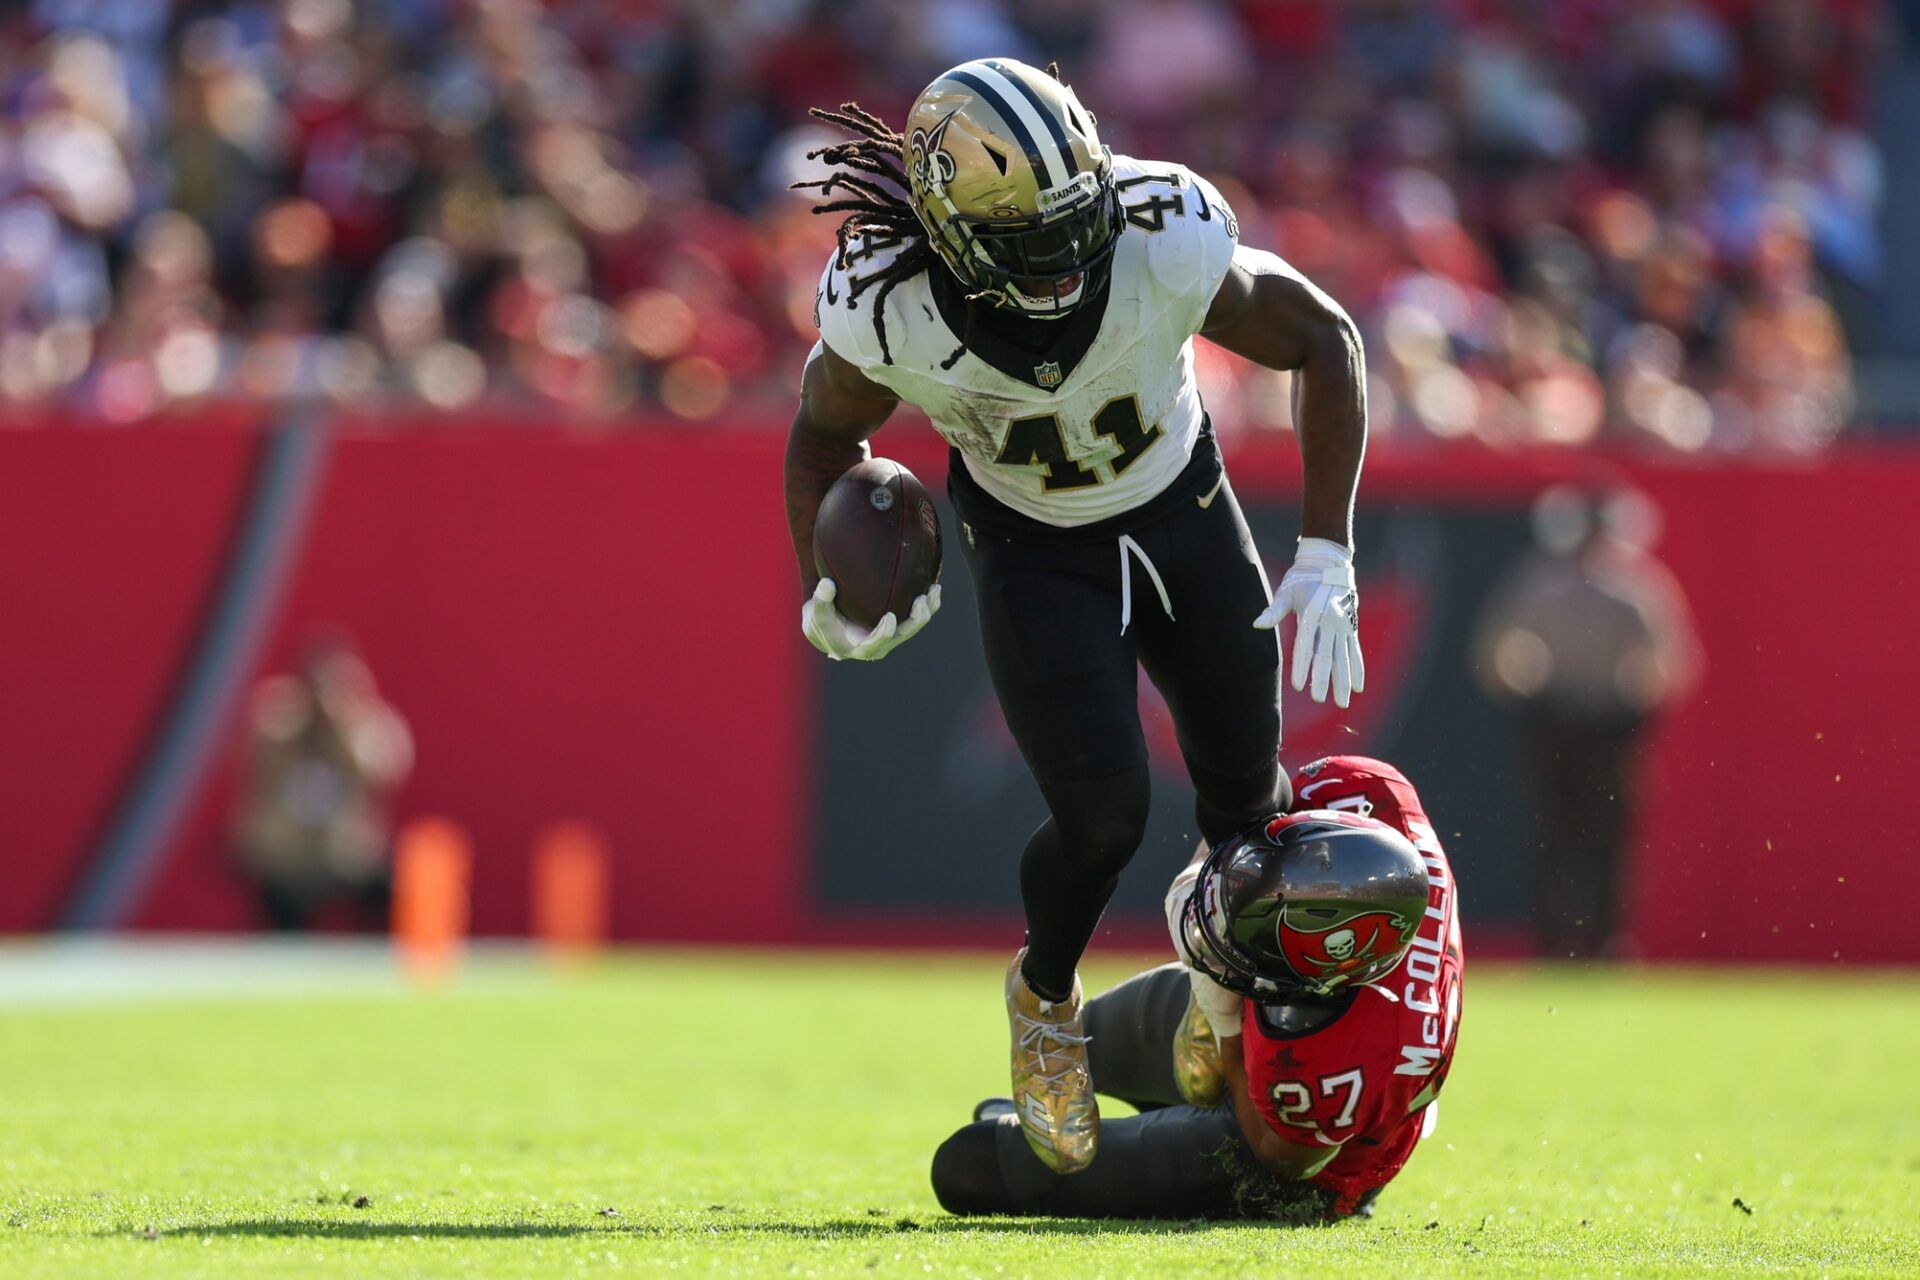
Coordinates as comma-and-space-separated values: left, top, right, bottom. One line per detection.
985, 60, 1079, 180
945, 68, 1056, 191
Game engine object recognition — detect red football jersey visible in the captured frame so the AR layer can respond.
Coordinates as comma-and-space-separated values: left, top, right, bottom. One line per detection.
1240, 755, 1465, 1214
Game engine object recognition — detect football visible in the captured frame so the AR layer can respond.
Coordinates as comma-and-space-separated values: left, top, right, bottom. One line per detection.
812, 458, 943, 630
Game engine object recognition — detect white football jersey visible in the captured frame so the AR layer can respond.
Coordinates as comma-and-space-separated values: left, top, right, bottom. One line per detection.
813, 156, 1239, 527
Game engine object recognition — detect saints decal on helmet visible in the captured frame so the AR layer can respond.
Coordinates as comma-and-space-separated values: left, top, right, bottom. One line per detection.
902, 59, 1119, 316
1178, 811, 1430, 998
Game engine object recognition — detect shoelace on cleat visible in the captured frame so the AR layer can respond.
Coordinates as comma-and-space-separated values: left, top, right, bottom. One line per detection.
1014, 1011, 1091, 1089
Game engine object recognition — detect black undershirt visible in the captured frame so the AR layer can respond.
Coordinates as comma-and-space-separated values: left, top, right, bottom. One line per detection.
968, 291, 1074, 356
925, 263, 1112, 391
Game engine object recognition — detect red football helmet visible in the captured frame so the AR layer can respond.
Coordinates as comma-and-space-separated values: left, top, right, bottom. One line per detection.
1177, 811, 1430, 998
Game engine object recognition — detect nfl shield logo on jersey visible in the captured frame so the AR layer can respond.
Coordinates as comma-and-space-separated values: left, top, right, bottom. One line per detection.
1034, 361, 1063, 389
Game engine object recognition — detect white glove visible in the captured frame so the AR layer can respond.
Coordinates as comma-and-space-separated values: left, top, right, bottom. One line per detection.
1164, 863, 1243, 1037
1163, 863, 1201, 953
1189, 969, 1243, 1039
801, 578, 940, 661
1254, 537, 1365, 709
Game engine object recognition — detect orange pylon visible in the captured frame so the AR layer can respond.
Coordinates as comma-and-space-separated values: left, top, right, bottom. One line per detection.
392, 817, 471, 983
532, 821, 609, 962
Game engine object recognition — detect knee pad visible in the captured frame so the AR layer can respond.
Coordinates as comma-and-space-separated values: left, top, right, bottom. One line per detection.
1191, 759, 1288, 847
931, 1121, 1013, 1215
1039, 764, 1152, 882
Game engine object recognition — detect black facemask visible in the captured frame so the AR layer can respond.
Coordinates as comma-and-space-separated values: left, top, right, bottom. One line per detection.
945, 186, 1122, 315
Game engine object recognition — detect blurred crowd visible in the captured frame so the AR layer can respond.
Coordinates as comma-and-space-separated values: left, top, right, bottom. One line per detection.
0, 0, 1891, 450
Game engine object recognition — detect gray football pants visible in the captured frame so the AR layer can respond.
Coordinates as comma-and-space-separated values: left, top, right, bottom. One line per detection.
931, 963, 1343, 1220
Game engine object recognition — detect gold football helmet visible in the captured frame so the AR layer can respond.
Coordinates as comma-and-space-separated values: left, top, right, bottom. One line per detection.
903, 59, 1118, 316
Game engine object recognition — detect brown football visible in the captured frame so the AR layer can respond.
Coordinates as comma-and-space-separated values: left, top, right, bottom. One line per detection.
812, 459, 943, 630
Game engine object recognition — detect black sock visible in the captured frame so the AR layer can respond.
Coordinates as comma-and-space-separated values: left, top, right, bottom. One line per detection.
1017, 764, 1151, 999
1018, 844, 1117, 1001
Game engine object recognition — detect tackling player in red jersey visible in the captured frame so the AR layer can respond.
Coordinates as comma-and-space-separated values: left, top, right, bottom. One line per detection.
1214, 756, 1464, 1215
932, 756, 1463, 1221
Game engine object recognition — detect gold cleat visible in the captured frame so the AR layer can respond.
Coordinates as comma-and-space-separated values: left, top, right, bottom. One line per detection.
1005, 950, 1099, 1174
1171, 990, 1225, 1107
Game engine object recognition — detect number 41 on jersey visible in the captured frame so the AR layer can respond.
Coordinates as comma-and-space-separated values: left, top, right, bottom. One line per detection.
995, 393, 1165, 492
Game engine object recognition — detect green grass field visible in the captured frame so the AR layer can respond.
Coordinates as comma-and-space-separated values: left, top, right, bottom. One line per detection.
2, 945, 1916, 1279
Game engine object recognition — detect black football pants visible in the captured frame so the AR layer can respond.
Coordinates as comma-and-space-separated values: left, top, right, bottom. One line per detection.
930, 964, 1348, 1221
958, 476, 1287, 997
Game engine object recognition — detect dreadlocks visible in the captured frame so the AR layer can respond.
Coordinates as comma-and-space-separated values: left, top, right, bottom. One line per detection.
792, 102, 969, 370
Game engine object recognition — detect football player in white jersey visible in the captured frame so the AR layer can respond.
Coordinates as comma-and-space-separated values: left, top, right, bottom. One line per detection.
782, 59, 1368, 1175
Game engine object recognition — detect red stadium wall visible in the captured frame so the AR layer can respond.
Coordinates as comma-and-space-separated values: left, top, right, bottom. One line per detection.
1, 418, 812, 943
2, 418, 1914, 961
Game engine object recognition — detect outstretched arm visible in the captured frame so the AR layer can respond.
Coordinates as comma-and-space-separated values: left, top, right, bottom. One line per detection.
784, 342, 898, 593
1201, 247, 1368, 707
1201, 247, 1366, 549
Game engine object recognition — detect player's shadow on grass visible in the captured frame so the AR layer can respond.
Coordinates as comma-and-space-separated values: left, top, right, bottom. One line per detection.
134, 1217, 1208, 1241
147, 1221, 611, 1240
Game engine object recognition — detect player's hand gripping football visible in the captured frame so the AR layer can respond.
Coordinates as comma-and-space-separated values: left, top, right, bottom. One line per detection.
1254, 537, 1366, 708
801, 578, 941, 661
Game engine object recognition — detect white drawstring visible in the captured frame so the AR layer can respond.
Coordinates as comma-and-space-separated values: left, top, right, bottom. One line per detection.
1118, 534, 1175, 634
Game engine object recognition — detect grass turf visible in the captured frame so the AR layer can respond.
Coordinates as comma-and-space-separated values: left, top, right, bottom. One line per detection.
1, 948, 1916, 1279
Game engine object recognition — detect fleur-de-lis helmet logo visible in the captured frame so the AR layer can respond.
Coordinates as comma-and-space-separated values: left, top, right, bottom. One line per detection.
908, 111, 960, 198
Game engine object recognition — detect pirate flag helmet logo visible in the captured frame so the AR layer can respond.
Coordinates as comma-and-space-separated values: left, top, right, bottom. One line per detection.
1178, 811, 1430, 999
1274, 903, 1417, 993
